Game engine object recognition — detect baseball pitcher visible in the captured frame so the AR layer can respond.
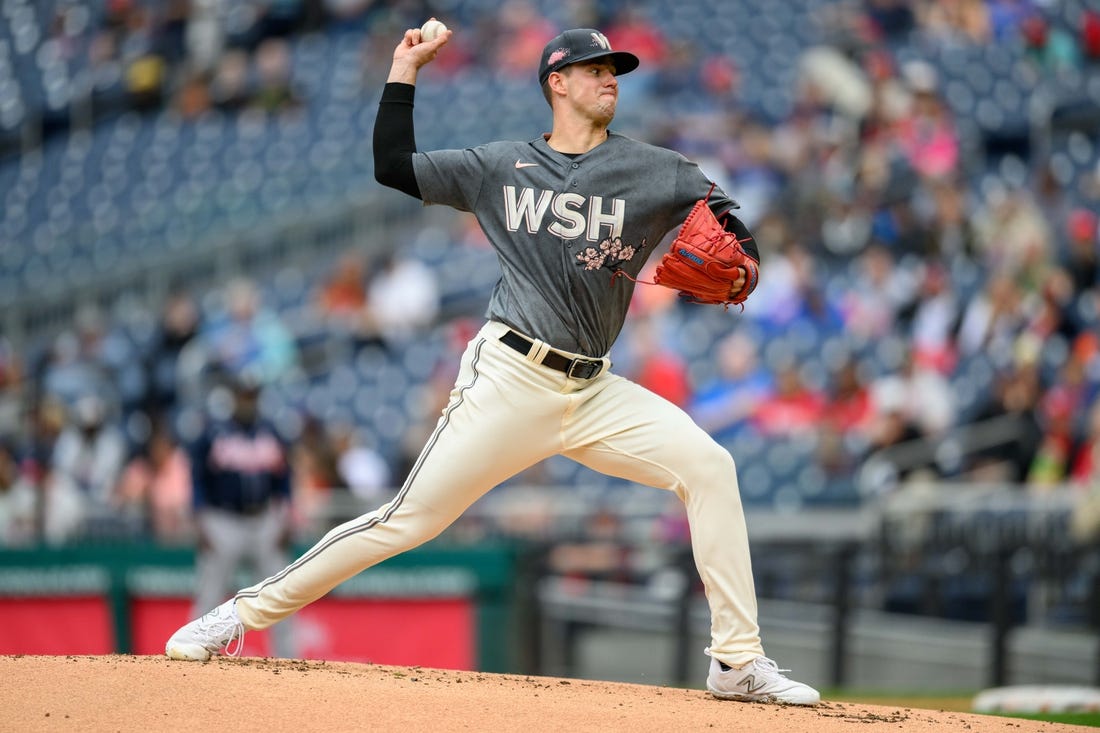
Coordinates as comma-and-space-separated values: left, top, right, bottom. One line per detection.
165, 22, 819, 706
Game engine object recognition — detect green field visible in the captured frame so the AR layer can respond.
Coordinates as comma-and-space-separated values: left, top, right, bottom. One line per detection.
824, 691, 1100, 728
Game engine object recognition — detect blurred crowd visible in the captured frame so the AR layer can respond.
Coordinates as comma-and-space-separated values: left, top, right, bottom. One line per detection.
1, 0, 1100, 550
0, 238, 449, 545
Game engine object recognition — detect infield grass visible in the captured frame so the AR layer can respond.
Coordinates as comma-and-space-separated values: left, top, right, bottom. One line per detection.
823, 690, 1100, 728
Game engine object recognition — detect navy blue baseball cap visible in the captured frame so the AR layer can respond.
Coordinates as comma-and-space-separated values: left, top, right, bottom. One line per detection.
538, 29, 640, 86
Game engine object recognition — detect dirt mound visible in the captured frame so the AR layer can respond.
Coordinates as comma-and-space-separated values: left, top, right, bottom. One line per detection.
0, 655, 1089, 731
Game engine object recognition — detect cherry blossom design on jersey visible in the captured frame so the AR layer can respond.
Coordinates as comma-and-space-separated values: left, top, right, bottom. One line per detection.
576, 236, 647, 273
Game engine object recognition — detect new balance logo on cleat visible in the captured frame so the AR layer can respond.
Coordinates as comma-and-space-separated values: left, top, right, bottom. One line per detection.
737, 674, 767, 695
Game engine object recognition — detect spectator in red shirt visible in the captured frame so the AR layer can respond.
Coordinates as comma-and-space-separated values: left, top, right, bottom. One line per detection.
1081, 10, 1100, 62
604, 7, 667, 67
824, 358, 875, 436
315, 250, 368, 323
493, 0, 557, 78
619, 318, 692, 408
750, 363, 827, 437
1070, 397, 1100, 485
817, 357, 875, 476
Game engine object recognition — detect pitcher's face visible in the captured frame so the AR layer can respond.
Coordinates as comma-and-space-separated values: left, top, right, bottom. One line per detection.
561, 60, 619, 125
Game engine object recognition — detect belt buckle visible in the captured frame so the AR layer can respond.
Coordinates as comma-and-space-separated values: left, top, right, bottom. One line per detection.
567, 358, 600, 380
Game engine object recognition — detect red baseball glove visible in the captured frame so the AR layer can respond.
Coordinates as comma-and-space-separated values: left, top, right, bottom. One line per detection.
653, 198, 759, 307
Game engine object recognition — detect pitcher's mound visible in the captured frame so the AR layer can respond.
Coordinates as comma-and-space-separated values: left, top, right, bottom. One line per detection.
0, 655, 1088, 731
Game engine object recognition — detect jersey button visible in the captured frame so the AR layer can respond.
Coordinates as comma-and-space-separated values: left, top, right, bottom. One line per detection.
570, 180, 577, 186
571, 163, 579, 169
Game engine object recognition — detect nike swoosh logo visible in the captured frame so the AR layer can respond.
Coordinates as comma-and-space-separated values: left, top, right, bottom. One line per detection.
515, 160, 540, 169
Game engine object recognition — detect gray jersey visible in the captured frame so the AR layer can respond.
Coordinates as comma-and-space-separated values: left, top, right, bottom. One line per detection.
412, 131, 736, 356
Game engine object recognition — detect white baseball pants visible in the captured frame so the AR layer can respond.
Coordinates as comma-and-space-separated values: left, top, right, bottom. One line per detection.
233, 320, 764, 665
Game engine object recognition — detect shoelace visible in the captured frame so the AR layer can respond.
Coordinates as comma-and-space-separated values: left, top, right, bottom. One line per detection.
224, 621, 245, 657
198, 609, 246, 657
752, 657, 792, 675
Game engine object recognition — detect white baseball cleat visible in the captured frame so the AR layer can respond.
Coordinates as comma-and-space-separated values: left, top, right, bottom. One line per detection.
165, 599, 246, 661
706, 656, 820, 705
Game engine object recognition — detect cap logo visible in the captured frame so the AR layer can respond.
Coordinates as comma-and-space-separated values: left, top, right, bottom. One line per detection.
590, 32, 610, 50
548, 48, 570, 65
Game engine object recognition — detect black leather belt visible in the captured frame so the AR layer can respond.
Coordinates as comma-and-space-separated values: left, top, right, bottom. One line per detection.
499, 329, 603, 380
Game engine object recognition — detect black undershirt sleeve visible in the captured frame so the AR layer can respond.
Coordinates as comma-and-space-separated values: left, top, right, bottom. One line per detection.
373, 82, 421, 199
721, 212, 760, 263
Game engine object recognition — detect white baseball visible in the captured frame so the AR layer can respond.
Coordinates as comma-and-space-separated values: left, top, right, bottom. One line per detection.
420, 19, 447, 42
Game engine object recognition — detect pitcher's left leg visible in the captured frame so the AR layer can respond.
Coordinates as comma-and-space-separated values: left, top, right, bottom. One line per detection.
562, 374, 762, 664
